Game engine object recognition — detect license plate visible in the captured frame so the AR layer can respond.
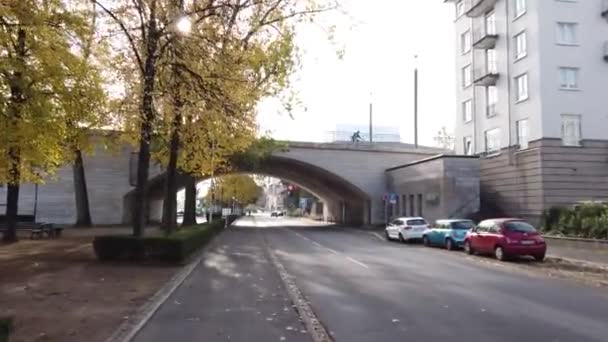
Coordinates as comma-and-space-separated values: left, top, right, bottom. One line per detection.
521, 240, 535, 245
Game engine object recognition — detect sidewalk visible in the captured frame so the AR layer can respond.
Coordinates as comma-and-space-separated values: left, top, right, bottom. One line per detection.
546, 237, 608, 265
132, 226, 310, 342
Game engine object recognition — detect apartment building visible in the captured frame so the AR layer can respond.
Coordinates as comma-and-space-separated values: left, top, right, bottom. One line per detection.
446, 0, 608, 223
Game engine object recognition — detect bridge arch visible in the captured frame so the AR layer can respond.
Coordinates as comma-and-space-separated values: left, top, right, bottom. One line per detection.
126, 154, 373, 225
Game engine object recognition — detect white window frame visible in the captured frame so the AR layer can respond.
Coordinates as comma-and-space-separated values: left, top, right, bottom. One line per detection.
515, 73, 529, 102
516, 119, 529, 150
514, 0, 526, 19
456, 0, 465, 18
485, 11, 496, 35
559, 67, 579, 90
514, 31, 527, 60
463, 99, 473, 122
462, 65, 472, 88
486, 49, 497, 74
484, 128, 501, 154
556, 22, 578, 46
486, 86, 498, 117
561, 114, 582, 147
463, 136, 473, 155
461, 30, 471, 54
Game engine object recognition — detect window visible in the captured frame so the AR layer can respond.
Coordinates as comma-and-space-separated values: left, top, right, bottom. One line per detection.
485, 11, 496, 35
505, 221, 537, 233
463, 99, 472, 122
417, 194, 423, 217
463, 136, 473, 155
451, 221, 475, 230
486, 86, 498, 117
456, 0, 465, 17
513, 0, 526, 18
409, 194, 414, 216
561, 114, 582, 146
407, 218, 427, 226
515, 73, 529, 102
462, 65, 472, 87
401, 195, 406, 216
559, 67, 579, 90
486, 49, 497, 73
514, 31, 527, 60
514, 0, 526, 18
461, 30, 471, 54
517, 119, 529, 150
484, 128, 501, 153
557, 22, 578, 45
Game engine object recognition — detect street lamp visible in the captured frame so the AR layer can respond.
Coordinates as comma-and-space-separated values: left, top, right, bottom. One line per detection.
176, 16, 191, 35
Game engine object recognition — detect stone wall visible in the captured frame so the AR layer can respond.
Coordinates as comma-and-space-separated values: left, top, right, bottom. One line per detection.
386, 155, 480, 225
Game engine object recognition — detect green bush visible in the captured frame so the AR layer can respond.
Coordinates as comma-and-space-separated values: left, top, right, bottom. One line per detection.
546, 203, 608, 239
93, 220, 225, 263
0, 317, 12, 342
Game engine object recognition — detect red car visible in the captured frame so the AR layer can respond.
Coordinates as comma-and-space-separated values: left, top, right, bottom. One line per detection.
463, 218, 546, 261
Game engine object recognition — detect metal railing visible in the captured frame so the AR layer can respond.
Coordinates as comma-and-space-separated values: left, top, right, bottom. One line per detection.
324, 131, 402, 143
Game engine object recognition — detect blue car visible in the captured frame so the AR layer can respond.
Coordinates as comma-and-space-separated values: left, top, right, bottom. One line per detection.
422, 219, 475, 250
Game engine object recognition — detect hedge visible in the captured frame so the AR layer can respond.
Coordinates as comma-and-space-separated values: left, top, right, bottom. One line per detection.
93, 220, 225, 263
0, 317, 12, 342
541, 203, 608, 239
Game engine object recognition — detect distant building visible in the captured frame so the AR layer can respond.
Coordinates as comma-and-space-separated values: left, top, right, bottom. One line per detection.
327, 124, 401, 143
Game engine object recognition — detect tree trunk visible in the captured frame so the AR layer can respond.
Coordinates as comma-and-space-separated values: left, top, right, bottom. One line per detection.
182, 175, 197, 226
132, 9, 159, 237
3, 29, 26, 243
161, 119, 180, 233
73, 149, 92, 227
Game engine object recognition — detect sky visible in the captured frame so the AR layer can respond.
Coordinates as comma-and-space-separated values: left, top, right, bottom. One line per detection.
257, 0, 457, 147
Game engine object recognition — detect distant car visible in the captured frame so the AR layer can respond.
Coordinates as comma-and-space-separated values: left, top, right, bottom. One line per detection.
385, 217, 429, 243
270, 211, 284, 217
464, 218, 547, 261
422, 219, 475, 250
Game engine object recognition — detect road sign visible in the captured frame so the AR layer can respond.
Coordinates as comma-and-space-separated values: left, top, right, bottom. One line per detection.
222, 208, 232, 217
389, 193, 398, 204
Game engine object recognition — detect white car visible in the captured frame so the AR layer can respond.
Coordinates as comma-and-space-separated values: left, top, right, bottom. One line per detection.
385, 217, 430, 243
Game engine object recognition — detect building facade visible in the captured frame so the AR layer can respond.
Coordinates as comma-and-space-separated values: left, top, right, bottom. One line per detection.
446, 0, 608, 223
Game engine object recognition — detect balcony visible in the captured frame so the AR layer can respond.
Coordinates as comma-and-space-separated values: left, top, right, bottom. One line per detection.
466, 0, 498, 17
473, 27, 498, 50
602, 0, 608, 19
474, 67, 499, 86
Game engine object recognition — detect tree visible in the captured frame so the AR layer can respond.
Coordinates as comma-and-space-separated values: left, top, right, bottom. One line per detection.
206, 175, 263, 206
0, 1, 105, 242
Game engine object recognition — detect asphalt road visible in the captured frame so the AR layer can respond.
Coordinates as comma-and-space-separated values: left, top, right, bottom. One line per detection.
135, 216, 608, 342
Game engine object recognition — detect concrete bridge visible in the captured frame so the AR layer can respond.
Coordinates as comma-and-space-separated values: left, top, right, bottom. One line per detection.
1, 137, 449, 226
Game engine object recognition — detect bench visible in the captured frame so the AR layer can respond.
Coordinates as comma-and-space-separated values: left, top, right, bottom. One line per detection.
0, 215, 62, 239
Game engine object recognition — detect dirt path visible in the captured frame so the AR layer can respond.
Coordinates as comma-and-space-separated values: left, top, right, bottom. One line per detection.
0, 230, 177, 342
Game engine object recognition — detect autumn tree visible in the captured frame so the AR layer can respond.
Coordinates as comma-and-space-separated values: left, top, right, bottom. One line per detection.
206, 174, 263, 206
0, 1, 105, 242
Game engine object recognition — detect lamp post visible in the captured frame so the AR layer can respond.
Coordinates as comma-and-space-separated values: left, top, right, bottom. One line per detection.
413, 55, 419, 149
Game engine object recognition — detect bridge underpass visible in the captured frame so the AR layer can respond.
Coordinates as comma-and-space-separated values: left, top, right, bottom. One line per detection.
129, 155, 372, 226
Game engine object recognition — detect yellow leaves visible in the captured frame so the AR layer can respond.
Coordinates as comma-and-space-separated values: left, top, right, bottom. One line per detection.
206, 174, 262, 205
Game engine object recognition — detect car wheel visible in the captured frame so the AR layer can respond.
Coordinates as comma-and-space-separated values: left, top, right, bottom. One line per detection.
399, 233, 407, 244
423, 235, 430, 247
464, 240, 474, 255
495, 246, 508, 261
445, 238, 454, 251
534, 253, 545, 262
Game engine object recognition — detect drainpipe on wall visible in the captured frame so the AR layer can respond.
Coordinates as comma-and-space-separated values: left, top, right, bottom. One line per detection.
505, 0, 515, 165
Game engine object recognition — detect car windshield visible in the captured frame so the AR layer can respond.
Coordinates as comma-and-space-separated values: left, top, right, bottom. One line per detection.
505, 221, 537, 233
407, 219, 427, 226
450, 221, 475, 230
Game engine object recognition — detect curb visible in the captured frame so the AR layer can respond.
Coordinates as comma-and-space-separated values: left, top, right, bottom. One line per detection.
544, 235, 608, 244
104, 232, 222, 342
546, 255, 608, 272
265, 241, 333, 342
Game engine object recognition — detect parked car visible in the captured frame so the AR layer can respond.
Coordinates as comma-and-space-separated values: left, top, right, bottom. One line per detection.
385, 217, 429, 243
463, 218, 547, 261
422, 219, 475, 250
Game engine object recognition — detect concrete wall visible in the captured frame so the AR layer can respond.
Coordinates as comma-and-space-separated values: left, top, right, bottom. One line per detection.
386, 156, 480, 225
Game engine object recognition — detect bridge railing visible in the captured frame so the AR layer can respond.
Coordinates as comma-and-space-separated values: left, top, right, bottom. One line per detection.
324, 131, 401, 143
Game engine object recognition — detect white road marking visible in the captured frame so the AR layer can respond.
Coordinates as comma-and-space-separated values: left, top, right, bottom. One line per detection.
346, 256, 370, 269
370, 232, 384, 241
289, 229, 367, 268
